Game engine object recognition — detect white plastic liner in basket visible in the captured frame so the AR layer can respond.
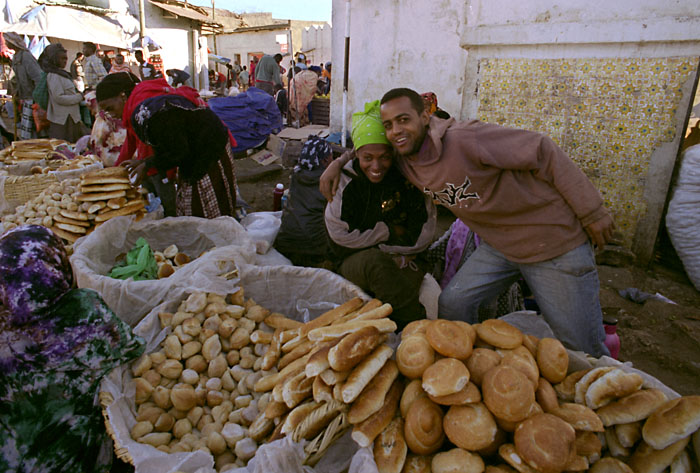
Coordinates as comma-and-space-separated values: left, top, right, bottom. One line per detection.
101, 263, 367, 473
71, 215, 257, 326
49, 161, 104, 181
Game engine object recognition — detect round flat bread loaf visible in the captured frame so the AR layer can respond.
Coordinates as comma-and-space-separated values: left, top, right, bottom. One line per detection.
466, 348, 502, 386
536, 378, 559, 413
514, 413, 576, 473
589, 457, 633, 473
426, 320, 473, 359
402, 319, 432, 338
432, 448, 485, 473
477, 319, 523, 349
536, 338, 568, 384
483, 364, 535, 423
549, 402, 604, 432
443, 402, 498, 451
397, 334, 435, 379
404, 397, 445, 455
402, 454, 432, 473
422, 358, 469, 398
400, 379, 427, 418
428, 381, 481, 406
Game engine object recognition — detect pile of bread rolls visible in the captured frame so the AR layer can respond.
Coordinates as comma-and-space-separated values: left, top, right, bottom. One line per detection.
152, 244, 193, 279
371, 318, 700, 473
0, 167, 146, 246
251, 296, 398, 465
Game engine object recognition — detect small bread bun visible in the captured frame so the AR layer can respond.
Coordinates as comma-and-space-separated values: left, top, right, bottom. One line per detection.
589, 457, 633, 473
400, 379, 427, 418
549, 402, 604, 432
397, 334, 435, 379
401, 454, 432, 473
485, 466, 517, 473
628, 438, 691, 473
466, 348, 502, 386
574, 367, 615, 405
402, 319, 433, 338
614, 421, 641, 448
498, 443, 539, 473
500, 348, 539, 389
514, 413, 576, 473
443, 402, 498, 451
158, 263, 175, 279
483, 365, 535, 423
428, 381, 480, 406
584, 369, 643, 409
477, 319, 523, 349
536, 338, 568, 384
173, 252, 190, 266
404, 397, 445, 455
536, 378, 559, 413
432, 448, 484, 473
422, 358, 469, 397
595, 388, 668, 426
426, 320, 473, 359
553, 369, 590, 402
574, 430, 602, 457
374, 417, 407, 473
641, 395, 700, 450
496, 402, 542, 433
477, 426, 508, 458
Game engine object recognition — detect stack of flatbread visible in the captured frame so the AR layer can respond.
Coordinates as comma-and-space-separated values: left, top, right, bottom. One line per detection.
1, 139, 68, 164
48, 167, 147, 242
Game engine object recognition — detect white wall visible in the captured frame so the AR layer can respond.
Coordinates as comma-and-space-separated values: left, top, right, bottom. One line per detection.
212, 28, 288, 72
301, 23, 332, 66
142, 2, 197, 81
329, 0, 467, 135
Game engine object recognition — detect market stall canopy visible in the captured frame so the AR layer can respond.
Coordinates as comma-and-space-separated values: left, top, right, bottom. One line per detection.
0, 4, 139, 48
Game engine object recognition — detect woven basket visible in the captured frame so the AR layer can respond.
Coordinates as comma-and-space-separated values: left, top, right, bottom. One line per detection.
1, 173, 57, 212
99, 391, 135, 465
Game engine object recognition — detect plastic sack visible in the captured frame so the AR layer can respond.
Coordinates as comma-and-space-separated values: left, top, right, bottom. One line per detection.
71, 215, 257, 326
240, 211, 282, 255
101, 263, 367, 473
666, 144, 700, 290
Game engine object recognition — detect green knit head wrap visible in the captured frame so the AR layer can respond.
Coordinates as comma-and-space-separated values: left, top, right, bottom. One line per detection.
351, 100, 390, 150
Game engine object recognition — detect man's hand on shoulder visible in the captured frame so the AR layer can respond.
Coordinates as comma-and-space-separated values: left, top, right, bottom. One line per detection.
584, 214, 615, 249
319, 150, 352, 202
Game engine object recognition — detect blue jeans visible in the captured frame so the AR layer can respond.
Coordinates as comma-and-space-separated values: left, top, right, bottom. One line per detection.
438, 242, 609, 358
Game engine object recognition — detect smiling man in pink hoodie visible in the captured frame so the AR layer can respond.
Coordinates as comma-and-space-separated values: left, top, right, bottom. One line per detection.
322, 88, 613, 357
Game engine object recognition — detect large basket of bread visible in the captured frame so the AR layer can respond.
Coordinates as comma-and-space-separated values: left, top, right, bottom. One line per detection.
100, 264, 370, 472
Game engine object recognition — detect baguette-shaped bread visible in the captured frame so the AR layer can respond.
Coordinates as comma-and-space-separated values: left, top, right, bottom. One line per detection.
332, 298, 383, 325
352, 379, 403, 448
342, 344, 394, 404
308, 318, 397, 342
299, 297, 364, 336
281, 333, 307, 353
260, 328, 282, 371
313, 374, 334, 403
281, 400, 319, 434
373, 417, 407, 473
348, 359, 399, 423
329, 326, 385, 372
254, 352, 311, 392
264, 400, 289, 420
320, 368, 350, 386
278, 338, 314, 369
282, 370, 315, 408
264, 313, 303, 330
305, 339, 342, 378
348, 303, 393, 323
273, 366, 303, 403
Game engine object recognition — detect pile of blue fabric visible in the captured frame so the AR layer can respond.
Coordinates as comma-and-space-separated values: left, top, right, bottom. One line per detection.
208, 87, 283, 153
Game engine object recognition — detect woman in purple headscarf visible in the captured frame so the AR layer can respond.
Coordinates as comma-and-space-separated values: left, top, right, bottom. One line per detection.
0, 225, 144, 472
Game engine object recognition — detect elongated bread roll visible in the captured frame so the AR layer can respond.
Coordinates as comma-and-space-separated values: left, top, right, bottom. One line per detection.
374, 417, 407, 473
305, 339, 341, 377
278, 338, 314, 369
313, 374, 333, 403
282, 370, 314, 408
261, 328, 282, 371
293, 399, 345, 441
348, 359, 399, 423
299, 297, 364, 336
596, 388, 668, 426
585, 369, 643, 409
308, 318, 397, 342
254, 352, 311, 392
320, 368, 350, 386
281, 400, 319, 434
641, 396, 700, 450
342, 344, 394, 404
628, 437, 690, 473
264, 313, 303, 330
352, 379, 403, 448
329, 326, 385, 372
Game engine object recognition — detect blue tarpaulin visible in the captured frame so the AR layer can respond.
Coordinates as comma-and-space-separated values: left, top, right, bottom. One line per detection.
209, 87, 283, 153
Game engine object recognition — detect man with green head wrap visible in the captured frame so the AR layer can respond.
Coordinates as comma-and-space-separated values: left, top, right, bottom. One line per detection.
325, 100, 437, 329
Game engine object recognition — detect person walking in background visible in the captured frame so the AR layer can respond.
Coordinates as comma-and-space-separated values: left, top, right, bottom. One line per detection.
166, 68, 190, 87
82, 42, 107, 90
254, 53, 282, 95
98, 50, 112, 73
238, 66, 249, 91
5, 33, 42, 140
44, 43, 87, 142
109, 53, 131, 74
249, 57, 258, 87
134, 50, 161, 81
70, 52, 85, 92
288, 66, 320, 127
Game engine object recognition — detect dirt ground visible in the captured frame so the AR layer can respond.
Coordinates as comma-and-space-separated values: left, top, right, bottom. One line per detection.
236, 153, 700, 397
